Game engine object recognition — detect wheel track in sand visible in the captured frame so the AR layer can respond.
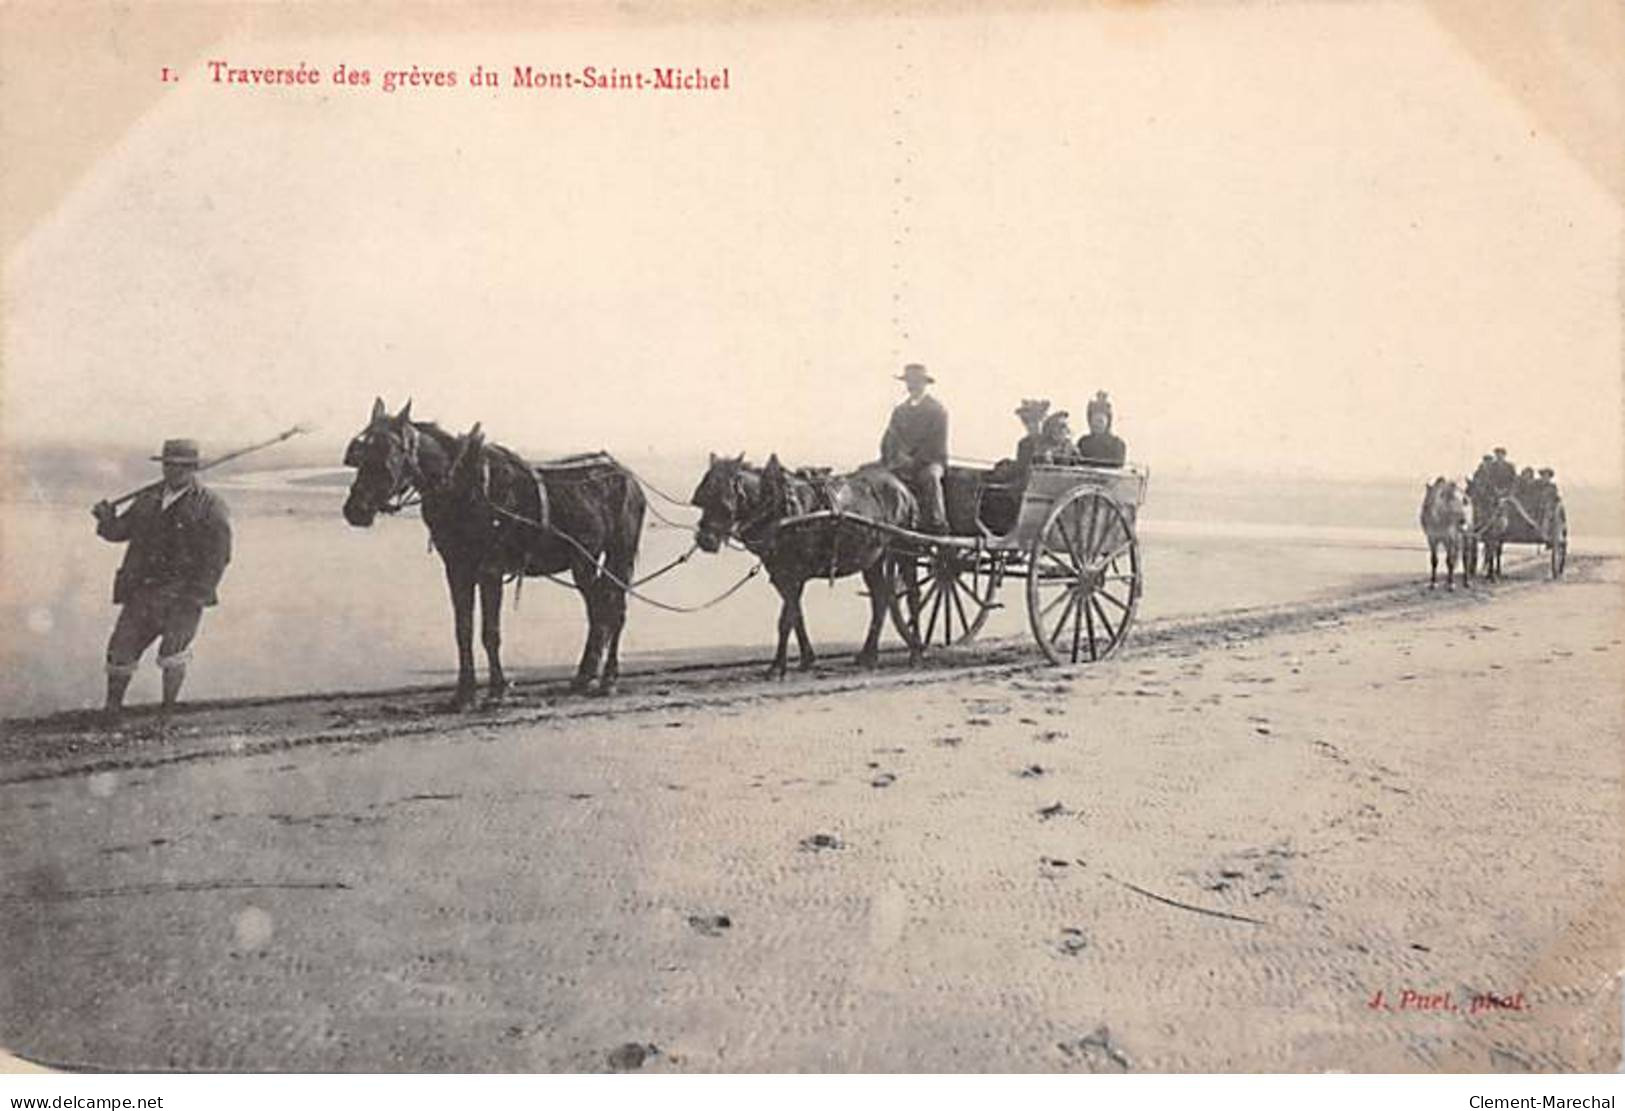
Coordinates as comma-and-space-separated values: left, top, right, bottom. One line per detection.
0, 552, 1599, 787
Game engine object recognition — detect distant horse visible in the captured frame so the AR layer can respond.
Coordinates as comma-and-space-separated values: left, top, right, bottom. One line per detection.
343, 398, 645, 705
690, 453, 919, 677
1465, 477, 1506, 581
1420, 477, 1470, 590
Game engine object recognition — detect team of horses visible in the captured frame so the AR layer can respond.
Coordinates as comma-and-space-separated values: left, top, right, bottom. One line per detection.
341, 398, 1551, 704
342, 400, 925, 705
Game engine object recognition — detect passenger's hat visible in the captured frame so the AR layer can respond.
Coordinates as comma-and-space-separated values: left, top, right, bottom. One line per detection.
1016, 398, 1050, 419
1493, 446, 1508, 455
1538, 467, 1554, 477
151, 438, 201, 466
896, 363, 934, 385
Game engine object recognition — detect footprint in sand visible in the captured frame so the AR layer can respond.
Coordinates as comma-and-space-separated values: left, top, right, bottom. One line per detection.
1037, 802, 1072, 821
1017, 764, 1046, 778
1058, 927, 1088, 955
935, 735, 964, 748
870, 772, 897, 788
1059, 1026, 1131, 1071
687, 914, 732, 937
799, 832, 844, 852
607, 1042, 661, 1071
1035, 729, 1068, 743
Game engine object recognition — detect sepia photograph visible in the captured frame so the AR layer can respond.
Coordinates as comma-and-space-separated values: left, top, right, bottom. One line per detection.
1, 0, 1620, 1079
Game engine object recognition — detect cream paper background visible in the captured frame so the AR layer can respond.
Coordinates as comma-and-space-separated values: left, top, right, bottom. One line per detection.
1, 0, 1620, 1076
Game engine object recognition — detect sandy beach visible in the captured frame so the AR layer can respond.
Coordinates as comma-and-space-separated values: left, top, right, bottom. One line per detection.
1, 553, 1618, 1072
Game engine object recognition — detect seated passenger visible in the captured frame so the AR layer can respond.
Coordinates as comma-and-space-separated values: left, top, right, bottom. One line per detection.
1076, 391, 1127, 468
1033, 411, 1082, 466
1531, 467, 1559, 517
1012, 398, 1050, 471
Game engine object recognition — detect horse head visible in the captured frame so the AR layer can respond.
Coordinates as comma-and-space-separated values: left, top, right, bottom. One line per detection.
342, 397, 422, 527
447, 422, 489, 500
690, 452, 754, 553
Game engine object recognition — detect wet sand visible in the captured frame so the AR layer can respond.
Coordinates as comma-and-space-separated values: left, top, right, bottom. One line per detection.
1, 557, 1619, 1072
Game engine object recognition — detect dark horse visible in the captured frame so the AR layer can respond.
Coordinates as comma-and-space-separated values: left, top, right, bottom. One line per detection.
690, 452, 919, 677
343, 398, 645, 705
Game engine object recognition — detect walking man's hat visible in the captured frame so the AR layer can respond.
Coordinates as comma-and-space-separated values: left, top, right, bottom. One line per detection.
896, 363, 934, 385
152, 439, 202, 466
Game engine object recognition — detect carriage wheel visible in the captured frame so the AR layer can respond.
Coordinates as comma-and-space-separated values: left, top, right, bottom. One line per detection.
888, 548, 1002, 651
1026, 489, 1141, 665
1550, 504, 1568, 579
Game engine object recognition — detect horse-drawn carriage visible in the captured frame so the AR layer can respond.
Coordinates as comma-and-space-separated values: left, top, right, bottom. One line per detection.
769, 460, 1150, 665
892, 461, 1149, 664
1470, 489, 1568, 582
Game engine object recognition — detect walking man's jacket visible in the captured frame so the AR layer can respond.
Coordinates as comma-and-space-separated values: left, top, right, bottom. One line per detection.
98, 484, 233, 606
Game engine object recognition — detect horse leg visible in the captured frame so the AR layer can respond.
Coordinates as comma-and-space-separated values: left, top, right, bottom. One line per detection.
856, 560, 889, 669
1445, 541, 1457, 591
1428, 541, 1438, 589
766, 576, 799, 680
792, 584, 817, 671
596, 563, 631, 697
570, 560, 608, 694
479, 574, 510, 703
444, 562, 478, 710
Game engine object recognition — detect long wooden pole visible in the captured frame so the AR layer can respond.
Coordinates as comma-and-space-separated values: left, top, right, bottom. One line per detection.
104, 424, 312, 510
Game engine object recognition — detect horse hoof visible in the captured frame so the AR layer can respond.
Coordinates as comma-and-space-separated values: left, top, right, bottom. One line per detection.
762, 667, 786, 681
854, 653, 878, 670
593, 681, 618, 698
569, 679, 593, 696
798, 659, 818, 673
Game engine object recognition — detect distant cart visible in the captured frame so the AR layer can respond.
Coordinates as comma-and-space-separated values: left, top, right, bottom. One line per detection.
781, 461, 1149, 664
1472, 491, 1568, 581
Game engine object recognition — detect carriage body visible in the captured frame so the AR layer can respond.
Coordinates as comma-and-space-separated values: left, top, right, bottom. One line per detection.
886, 460, 1151, 664
1476, 493, 1568, 580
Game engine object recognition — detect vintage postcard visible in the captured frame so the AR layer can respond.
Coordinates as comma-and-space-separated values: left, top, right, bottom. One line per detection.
1, 0, 1620, 1076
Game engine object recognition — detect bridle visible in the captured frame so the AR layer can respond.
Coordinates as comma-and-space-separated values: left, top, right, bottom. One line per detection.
346, 422, 428, 515
697, 467, 783, 550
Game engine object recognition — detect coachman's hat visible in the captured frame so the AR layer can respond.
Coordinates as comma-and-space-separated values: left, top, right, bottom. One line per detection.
152, 438, 202, 466
896, 363, 934, 385
1086, 390, 1113, 419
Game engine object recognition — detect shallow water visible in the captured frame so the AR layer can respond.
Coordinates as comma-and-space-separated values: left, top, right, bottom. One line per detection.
1, 468, 1613, 718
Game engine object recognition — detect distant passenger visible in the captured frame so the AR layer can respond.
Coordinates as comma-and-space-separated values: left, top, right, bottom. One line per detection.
1012, 398, 1050, 471
1487, 447, 1518, 495
1531, 467, 1559, 517
1075, 391, 1127, 468
1034, 411, 1082, 466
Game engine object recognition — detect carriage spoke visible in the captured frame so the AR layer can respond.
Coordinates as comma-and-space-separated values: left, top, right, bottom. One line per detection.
1096, 586, 1131, 614
1083, 499, 1108, 561
1038, 548, 1081, 584
925, 578, 945, 644
949, 576, 971, 641
941, 576, 956, 645
1082, 593, 1097, 662
1050, 589, 1081, 647
1071, 585, 1084, 662
1038, 580, 1076, 621
1090, 595, 1119, 647
1092, 537, 1135, 572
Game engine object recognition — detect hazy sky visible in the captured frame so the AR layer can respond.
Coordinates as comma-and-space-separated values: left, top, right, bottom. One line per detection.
3, 4, 1620, 483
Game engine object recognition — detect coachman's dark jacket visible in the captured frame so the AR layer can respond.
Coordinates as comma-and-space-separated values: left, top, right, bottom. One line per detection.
881, 394, 949, 468
97, 484, 233, 606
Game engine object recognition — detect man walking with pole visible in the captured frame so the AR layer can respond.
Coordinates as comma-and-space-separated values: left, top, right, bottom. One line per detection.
92, 438, 233, 722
